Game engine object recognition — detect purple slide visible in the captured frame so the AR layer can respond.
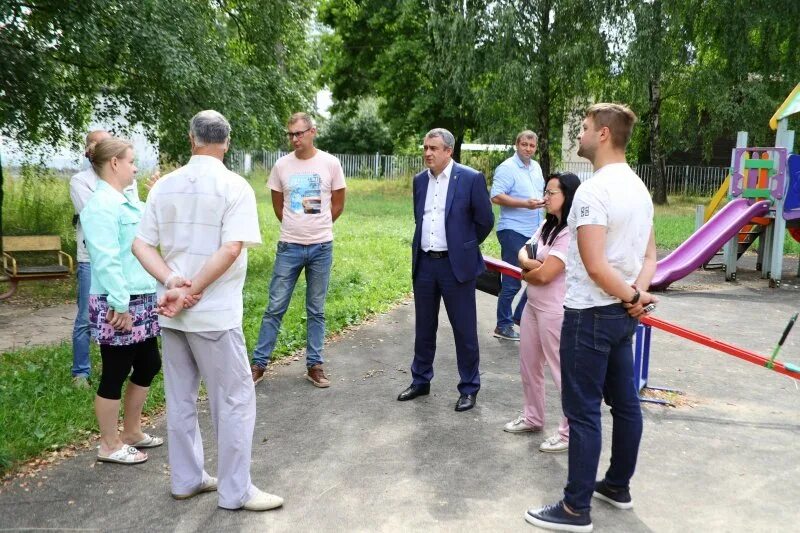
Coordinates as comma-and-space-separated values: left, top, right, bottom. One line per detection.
650, 198, 771, 290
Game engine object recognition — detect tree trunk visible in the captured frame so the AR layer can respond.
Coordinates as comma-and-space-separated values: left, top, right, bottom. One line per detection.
648, 0, 668, 205
649, 78, 668, 205
453, 132, 464, 163
536, 0, 552, 177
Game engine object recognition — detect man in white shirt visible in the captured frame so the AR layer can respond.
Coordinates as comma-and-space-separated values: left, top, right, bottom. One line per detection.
526, 104, 658, 533
250, 112, 346, 388
132, 110, 282, 512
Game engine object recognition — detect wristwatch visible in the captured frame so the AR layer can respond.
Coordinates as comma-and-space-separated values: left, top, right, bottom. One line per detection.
625, 287, 640, 305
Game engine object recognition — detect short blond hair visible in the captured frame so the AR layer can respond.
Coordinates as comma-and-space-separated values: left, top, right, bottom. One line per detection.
287, 112, 316, 129
586, 103, 637, 149
88, 137, 133, 175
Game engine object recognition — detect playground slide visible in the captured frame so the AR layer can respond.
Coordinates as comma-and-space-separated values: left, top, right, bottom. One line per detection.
650, 198, 771, 290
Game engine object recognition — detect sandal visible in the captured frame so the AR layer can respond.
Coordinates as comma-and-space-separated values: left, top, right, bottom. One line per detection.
129, 433, 164, 448
97, 445, 148, 464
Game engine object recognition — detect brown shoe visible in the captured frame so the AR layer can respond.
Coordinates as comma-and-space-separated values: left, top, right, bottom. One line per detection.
251, 364, 265, 385
306, 365, 330, 388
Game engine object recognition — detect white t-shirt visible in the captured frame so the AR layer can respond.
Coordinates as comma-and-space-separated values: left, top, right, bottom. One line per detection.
136, 155, 262, 332
564, 163, 653, 309
267, 150, 346, 245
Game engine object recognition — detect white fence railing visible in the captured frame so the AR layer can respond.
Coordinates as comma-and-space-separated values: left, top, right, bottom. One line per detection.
558, 162, 729, 196
229, 150, 423, 180
230, 150, 729, 197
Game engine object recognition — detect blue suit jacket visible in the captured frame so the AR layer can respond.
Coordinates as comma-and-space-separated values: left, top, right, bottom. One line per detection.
412, 162, 495, 283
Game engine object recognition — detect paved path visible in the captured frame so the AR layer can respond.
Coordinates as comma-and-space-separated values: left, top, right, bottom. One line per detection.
1, 265, 799, 531
0, 302, 74, 353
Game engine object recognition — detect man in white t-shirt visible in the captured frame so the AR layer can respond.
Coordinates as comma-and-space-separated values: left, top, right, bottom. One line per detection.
250, 112, 346, 388
526, 104, 658, 533
132, 110, 282, 512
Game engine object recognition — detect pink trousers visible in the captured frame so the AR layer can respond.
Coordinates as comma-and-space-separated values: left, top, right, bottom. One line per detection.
519, 302, 569, 441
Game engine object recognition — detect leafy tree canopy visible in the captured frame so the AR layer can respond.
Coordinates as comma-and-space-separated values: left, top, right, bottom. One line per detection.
316, 98, 394, 154
0, 0, 317, 162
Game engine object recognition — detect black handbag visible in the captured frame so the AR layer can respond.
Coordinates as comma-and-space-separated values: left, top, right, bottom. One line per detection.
476, 269, 502, 296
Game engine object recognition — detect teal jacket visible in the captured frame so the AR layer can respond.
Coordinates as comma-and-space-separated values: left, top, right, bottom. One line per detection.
80, 180, 156, 312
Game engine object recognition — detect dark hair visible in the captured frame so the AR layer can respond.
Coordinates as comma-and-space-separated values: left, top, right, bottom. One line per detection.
540, 172, 582, 246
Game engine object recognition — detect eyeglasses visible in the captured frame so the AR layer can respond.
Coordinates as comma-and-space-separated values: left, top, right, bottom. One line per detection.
543, 189, 562, 197
286, 128, 311, 140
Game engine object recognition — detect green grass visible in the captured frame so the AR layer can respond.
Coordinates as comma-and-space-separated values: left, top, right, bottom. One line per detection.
0, 344, 165, 474
2, 175, 799, 476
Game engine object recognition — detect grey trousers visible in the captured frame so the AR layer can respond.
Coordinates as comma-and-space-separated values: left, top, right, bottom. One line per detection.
161, 327, 258, 509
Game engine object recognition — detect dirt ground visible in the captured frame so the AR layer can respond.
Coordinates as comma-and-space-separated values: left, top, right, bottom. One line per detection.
0, 301, 75, 353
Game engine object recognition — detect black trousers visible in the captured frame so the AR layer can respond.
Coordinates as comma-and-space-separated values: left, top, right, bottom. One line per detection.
97, 337, 161, 400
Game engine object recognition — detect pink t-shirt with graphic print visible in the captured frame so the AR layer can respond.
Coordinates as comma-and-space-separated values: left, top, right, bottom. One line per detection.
525, 223, 570, 314
268, 150, 346, 245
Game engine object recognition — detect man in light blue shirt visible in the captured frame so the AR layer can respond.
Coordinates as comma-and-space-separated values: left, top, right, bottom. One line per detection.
490, 130, 545, 340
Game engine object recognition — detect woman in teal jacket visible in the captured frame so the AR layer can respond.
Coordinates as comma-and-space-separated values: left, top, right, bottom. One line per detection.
81, 137, 162, 465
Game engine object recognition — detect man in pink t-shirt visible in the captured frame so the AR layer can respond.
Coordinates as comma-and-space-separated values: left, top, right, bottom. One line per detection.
251, 112, 347, 388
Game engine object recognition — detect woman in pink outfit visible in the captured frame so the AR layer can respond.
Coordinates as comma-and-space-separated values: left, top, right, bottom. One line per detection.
503, 172, 582, 453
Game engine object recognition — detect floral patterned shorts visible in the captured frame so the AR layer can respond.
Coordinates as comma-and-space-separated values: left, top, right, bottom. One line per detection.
89, 293, 160, 346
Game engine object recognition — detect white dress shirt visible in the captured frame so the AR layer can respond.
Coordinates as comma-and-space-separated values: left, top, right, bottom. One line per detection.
137, 155, 262, 332
421, 159, 454, 252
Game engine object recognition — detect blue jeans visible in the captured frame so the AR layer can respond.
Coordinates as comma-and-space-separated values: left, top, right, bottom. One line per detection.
496, 229, 529, 328
71, 262, 92, 378
560, 304, 642, 512
252, 241, 333, 369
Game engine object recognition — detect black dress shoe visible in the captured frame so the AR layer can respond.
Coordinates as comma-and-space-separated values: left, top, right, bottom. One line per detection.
397, 383, 430, 401
455, 393, 477, 412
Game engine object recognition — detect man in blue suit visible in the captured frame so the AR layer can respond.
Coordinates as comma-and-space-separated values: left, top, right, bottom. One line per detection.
397, 128, 495, 412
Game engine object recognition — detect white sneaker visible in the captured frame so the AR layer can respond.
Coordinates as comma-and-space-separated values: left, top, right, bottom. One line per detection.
539, 434, 569, 453
242, 489, 284, 511
503, 415, 542, 433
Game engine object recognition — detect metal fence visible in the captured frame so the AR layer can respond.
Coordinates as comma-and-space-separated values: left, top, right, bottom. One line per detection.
557, 161, 729, 197
230, 150, 423, 180
230, 150, 729, 197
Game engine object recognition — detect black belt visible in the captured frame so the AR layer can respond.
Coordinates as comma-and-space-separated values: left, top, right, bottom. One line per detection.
424, 250, 448, 259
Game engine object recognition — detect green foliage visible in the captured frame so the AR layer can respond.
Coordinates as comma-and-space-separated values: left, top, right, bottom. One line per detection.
316, 98, 394, 154
475, 0, 610, 175
606, 0, 800, 164
0, 0, 317, 162
2, 168, 77, 256
318, 0, 487, 157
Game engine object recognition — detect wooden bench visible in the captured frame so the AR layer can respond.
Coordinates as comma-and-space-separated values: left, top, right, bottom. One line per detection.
1, 236, 74, 300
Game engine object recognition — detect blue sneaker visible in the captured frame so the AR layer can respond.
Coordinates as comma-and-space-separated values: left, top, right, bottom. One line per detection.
525, 501, 592, 532
494, 326, 520, 341
592, 479, 633, 509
